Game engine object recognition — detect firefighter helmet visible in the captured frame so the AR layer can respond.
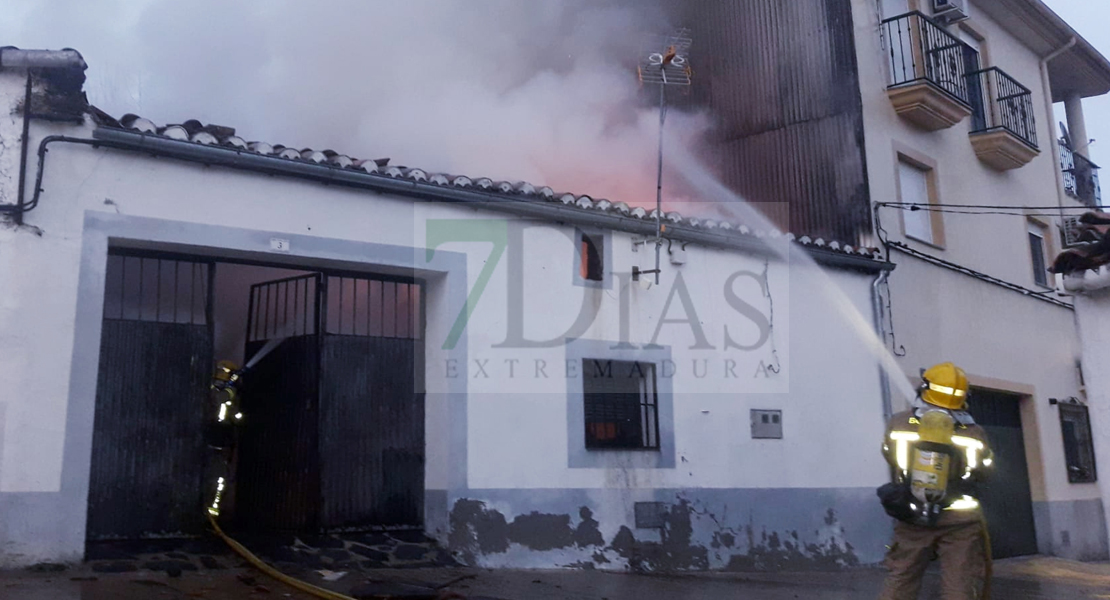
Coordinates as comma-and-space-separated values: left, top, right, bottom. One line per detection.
920, 362, 969, 410
213, 360, 240, 383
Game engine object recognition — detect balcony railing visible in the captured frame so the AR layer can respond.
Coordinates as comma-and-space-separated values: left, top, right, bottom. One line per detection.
881, 11, 978, 107
1060, 142, 1102, 208
969, 67, 1038, 149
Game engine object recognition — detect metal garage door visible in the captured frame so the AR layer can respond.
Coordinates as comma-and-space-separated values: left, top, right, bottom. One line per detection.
968, 388, 1039, 558
236, 272, 424, 533
86, 253, 213, 540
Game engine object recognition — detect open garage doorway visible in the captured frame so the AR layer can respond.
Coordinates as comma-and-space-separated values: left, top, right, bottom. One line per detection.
86, 250, 425, 545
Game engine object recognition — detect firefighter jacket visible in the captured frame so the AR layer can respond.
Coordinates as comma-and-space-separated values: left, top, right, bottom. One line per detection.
882, 409, 993, 523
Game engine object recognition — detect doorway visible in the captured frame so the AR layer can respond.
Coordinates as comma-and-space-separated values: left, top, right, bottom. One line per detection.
87, 252, 425, 543
235, 272, 425, 532
968, 388, 1039, 558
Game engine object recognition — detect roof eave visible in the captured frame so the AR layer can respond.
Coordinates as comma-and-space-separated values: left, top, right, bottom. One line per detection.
975, 0, 1110, 100
87, 126, 889, 273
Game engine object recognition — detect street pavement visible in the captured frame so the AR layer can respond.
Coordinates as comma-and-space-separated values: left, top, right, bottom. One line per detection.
4, 556, 1110, 599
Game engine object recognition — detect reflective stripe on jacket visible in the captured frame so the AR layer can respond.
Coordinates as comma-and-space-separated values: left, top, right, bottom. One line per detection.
882, 409, 993, 512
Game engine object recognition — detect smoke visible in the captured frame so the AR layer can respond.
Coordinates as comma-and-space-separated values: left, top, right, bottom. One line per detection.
2, 0, 712, 207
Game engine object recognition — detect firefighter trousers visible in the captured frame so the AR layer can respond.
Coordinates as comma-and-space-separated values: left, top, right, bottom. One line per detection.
878, 517, 987, 600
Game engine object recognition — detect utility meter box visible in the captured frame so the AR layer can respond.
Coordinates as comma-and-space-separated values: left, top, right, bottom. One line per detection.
751, 409, 783, 439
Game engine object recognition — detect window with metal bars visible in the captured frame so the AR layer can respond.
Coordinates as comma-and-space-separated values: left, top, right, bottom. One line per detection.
1060, 403, 1097, 484
583, 359, 660, 450
102, 254, 209, 324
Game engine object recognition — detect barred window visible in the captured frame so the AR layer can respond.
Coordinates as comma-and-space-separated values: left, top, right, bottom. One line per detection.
583, 359, 659, 450
1060, 403, 1097, 484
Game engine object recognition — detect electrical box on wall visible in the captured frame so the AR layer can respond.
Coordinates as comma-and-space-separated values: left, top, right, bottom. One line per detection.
751, 409, 783, 439
634, 502, 667, 529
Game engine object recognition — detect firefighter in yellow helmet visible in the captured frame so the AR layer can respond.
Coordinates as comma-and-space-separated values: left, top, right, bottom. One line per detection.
877, 363, 994, 600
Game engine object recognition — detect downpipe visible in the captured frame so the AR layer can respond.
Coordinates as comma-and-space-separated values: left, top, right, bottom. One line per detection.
872, 269, 894, 421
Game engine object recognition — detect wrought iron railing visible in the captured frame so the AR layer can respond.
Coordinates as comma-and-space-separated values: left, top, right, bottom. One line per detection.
881, 11, 978, 106
968, 67, 1038, 149
1060, 141, 1102, 208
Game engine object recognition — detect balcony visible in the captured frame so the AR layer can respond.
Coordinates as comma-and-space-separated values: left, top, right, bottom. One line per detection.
968, 68, 1040, 171
882, 12, 976, 130
1060, 142, 1102, 208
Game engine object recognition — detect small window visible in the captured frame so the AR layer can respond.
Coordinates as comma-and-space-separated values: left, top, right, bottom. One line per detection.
1060, 403, 1097, 484
1028, 223, 1049, 288
580, 233, 604, 282
583, 359, 659, 450
898, 159, 938, 245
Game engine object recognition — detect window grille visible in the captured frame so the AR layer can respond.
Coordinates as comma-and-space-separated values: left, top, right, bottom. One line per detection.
325, 276, 421, 339
583, 359, 660, 450
102, 254, 209, 324
1060, 403, 1097, 484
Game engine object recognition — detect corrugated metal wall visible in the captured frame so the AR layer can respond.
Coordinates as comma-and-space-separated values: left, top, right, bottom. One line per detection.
87, 322, 212, 540
237, 336, 322, 532
665, 0, 871, 244
319, 336, 423, 529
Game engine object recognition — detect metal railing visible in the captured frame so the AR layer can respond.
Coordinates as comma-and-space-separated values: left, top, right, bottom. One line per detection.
968, 67, 1038, 149
881, 11, 978, 106
1060, 141, 1102, 208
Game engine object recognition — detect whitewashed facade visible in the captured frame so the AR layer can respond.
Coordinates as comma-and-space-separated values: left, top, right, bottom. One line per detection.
0, 52, 895, 569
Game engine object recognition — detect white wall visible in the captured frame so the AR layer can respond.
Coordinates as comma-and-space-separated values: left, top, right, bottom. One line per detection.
0, 113, 888, 498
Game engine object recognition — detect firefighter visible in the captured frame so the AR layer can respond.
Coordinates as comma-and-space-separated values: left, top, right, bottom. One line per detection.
877, 362, 994, 600
206, 360, 244, 517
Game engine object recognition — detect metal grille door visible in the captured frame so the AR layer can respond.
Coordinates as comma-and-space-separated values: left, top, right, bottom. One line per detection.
320, 275, 424, 529
87, 253, 213, 540
968, 389, 1039, 558
236, 274, 323, 532
236, 273, 424, 532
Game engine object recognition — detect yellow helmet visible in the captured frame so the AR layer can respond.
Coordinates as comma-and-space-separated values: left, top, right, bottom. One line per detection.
920, 362, 969, 410
213, 360, 240, 382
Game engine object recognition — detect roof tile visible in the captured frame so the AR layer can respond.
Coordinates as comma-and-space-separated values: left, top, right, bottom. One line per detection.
92, 112, 882, 261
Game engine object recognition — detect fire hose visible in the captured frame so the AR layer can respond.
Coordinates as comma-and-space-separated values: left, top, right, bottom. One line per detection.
204, 336, 358, 600
207, 512, 357, 600
204, 338, 467, 600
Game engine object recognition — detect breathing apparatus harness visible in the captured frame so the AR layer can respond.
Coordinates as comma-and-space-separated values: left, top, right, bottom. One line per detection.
878, 375, 980, 528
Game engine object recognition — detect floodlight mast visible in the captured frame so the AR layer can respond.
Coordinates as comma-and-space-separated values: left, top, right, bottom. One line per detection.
638, 30, 692, 285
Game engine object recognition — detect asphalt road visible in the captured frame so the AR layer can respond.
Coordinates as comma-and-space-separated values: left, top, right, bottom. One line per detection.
5, 556, 1110, 599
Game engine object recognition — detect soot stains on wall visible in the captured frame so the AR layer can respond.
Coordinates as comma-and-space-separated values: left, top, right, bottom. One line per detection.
448, 496, 861, 571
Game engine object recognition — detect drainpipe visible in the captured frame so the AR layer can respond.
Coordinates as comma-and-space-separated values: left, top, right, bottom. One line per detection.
1064, 93, 1091, 159
0, 48, 87, 223
1039, 37, 1077, 210
872, 270, 894, 421
13, 73, 31, 225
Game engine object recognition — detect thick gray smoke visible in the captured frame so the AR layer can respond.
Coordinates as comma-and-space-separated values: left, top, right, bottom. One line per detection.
3, 0, 711, 206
